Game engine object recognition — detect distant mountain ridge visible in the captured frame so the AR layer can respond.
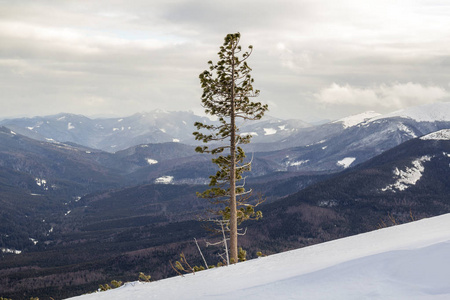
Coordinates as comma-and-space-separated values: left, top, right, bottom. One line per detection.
0, 111, 211, 152
0, 111, 311, 152
1, 127, 449, 299
248, 131, 450, 252
251, 103, 450, 173
0, 102, 449, 299
1, 102, 449, 155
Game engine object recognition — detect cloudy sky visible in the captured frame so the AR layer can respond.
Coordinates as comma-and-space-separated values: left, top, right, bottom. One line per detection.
1, 0, 450, 122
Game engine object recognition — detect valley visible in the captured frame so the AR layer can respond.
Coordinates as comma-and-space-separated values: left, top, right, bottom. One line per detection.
0, 103, 449, 299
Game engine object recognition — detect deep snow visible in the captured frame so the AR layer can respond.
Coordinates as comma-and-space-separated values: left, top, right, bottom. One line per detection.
67, 213, 450, 300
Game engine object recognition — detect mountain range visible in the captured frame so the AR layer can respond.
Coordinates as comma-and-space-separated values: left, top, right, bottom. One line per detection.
2, 102, 449, 154
0, 102, 449, 299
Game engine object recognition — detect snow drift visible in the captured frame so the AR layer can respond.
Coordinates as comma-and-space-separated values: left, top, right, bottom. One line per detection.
67, 213, 450, 300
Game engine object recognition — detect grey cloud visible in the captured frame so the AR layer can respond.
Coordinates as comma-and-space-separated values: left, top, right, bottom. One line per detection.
1, 1, 450, 121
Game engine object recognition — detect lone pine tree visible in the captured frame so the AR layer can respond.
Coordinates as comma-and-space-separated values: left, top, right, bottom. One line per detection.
193, 33, 268, 264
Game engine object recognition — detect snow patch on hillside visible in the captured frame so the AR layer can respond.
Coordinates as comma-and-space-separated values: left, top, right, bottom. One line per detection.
336, 157, 356, 168
146, 158, 158, 165
240, 132, 258, 137
263, 128, 277, 135
1, 248, 22, 255
397, 123, 416, 138
289, 160, 309, 167
68, 123, 75, 130
420, 129, 450, 141
35, 178, 49, 190
318, 199, 338, 207
155, 176, 173, 184
334, 111, 381, 128
306, 139, 327, 147
382, 155, 432, 192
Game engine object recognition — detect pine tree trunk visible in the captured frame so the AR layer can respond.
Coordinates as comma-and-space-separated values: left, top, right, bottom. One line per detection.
229, 49, 238, 264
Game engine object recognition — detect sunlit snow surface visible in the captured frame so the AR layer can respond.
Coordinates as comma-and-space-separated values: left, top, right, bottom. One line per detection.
382, 156, 431, 192
420, 129, 450, 141
67, 214, 450, 300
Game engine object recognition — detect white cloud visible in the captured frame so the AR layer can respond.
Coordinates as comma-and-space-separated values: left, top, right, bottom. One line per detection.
314, 83, 379, 106
315, 82, 450, 110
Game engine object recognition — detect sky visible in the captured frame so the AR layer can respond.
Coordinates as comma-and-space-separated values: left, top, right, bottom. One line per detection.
1, 0, 450, 122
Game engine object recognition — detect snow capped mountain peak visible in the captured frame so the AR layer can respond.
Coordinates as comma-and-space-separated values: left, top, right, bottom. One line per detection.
420, 129, 450, 141
372, 101, 450, 123
333, 111, 381, 128
333, 102, 450, 129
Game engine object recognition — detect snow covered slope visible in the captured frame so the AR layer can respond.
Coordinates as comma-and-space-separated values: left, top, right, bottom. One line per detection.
373, 101, 450, 123
333, 110, 381, 128
420, 129, 450, 141
330, 102, 450, 130
67, 213, 450, 300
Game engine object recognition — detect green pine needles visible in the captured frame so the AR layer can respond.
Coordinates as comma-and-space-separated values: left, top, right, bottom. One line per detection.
193, 32, 268, 263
